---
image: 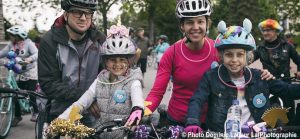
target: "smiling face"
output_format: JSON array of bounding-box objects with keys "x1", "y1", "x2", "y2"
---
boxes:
[
  {"x1": 105, "y1": 57, "x2": 129, "y2": 78},
  {"x1": 222, "y1": 48, "x2": 247, "y2": 77},
  {"x1": 180, "y1": 16, "x2": 207, "y2": 43},
  {"x1": 64, "y1": 7, "x2": 93, "y2": 34}
]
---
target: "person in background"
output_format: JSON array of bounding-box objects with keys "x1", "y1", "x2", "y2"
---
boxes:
[
  {"x1": 134, "y1": 27, "x2": 150, "y2": 76},
  {"x1": 155, "y1": 35, "x2": 170, "y2": 66},
  {"x1": 251, "y1": 19, "x2": 300, "y2": 123},
  {"x1": 0, "y1": 25, "x2": 39, "y2": 125}
]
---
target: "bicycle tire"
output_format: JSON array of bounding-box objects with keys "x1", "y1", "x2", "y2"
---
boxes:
[
  {"x1": 0, "y1": 94, "x2": 14, "y2": 138},
  {"x1": 35, "y1": 111, "x2": 48, "y2": 139}
]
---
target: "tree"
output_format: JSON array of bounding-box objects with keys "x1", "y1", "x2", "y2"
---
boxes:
[
  {"x1": 98, "y1": 0, "x2": 120, "y2": 34},
  {"x1": 121, "y1": 0, "x2": 179, "y2": 43},
  {"x1": 0, "y1": 0, "x2": 5, "y2": 41},
  {"x1": 3, "y1": 0, "x2": 61, "y2": 32},
  {"x1": 211, "y1": 0, "x2": 278, "y2": 41},
  {"x1": 273, "y1": 0, "x2": 300, "y2": 33}
]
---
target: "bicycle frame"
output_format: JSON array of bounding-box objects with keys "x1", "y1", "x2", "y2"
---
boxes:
[
  {"x1": 0, "y1": 63, "x2": 30, "y2": 138},
  {"x1": 7, "y1": 70, "x2": 30, "y2": 113}
]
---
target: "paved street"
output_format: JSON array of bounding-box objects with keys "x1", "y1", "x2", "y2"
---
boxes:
[{"x1": 3, "y1": 60, "x2": 300, "y2": 139}]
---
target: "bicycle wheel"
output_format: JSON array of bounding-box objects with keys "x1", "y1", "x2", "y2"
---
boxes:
[
  {"x1": 0, "y1": 93, "x2": 14, "y2": 138},
  {"x1": 35, "y1": 111, "x2": 48, "y2": 139}
]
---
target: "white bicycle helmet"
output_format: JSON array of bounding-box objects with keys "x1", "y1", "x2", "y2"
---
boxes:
[
  {"x1": 176, "y1": 0, "x2": 212, "y2": 19},
  {"x1": 6, "y1": 25, "x2": 27, "y2": 39},
  {"x1": 101, "y1": 25, "x2": 136, "y2": 57},
  {"x1": 61, "y1": 0, "x2": 98, "y2": 11}
]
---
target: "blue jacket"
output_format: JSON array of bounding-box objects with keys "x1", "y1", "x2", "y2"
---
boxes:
[
  {"x1": 155, "y1": 42, "x2": 170, "y2": 54},
  {"x1": 186, "y1": 65, "x2": 300, "y2": 132}
]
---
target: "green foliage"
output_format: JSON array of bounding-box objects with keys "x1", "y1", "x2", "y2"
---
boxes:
[
  {"x1": 273, "y1": 0, "x2": 300, "y2": 33},
  {"x1": 27, "y1": 28, "x2": 40, "y2": 40},
  {"x1": 121, "y1": 0, "x2": 181, "y2": 44},
  {"x1": 211, "y1": 0, "x2": 279, "y2": 40}
]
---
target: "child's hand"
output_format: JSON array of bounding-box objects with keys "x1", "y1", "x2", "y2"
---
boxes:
[
  {"x1": 184, "y1": 125, "x2": 202, "y2": 134},
  {"x1": 125, "y1": 106, "x2": 143, "y2": 127}
]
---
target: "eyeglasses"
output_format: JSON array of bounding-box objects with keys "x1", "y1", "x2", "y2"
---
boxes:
[
  {"x1": 261, "y1": 29, "x2": 275, "y2": 33},
  {"x1": 68, "y1": 9, "x2": 94, "y2": 19}
]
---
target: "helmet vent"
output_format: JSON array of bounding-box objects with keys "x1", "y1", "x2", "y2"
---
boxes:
[
  {"x1": 204, "y1": 0, "x2": 208, "y2": 8},
  {"x1": 198, "y1": 0, "x2": 202, "y2": 9},
  {"x1": 119, "y1": 41, "x2": 123, "y2": 47},
  {"x1": 238, "y1": 32, "x2": 242, "y2": 37},
  {"x1": 186, "y1": 2, "x2": 190, "y2": 10},
  {"x1": 112, "y1": 42, "x2": 116, "y2": 47},
  {"x1": 192, "y1": 1, "x2": 196, "y2": 10}
]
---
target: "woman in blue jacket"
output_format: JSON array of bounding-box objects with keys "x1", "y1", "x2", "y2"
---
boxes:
[{"x1": 155, "y1": 35, "x2": 170, "y2": 66}]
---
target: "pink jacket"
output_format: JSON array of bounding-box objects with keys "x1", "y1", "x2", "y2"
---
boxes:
[{"x1": 146, "y1": 38, "x2": 219, "y2": 123}]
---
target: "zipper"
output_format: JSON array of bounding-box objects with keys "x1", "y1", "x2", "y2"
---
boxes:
[{"x1": 77, "y1": 56, "x2": 82, "y2": 87}]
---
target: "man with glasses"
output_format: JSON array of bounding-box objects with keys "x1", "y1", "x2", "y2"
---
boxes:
[
  {"x1": 38, "y1": 0, "x2": 105, "y2": 129},
  {"x1": 251, "y1": 19, "x2": 300, "y2": 125}
]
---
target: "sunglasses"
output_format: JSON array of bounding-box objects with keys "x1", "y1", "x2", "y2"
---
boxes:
[
  {"x1": 68, "y1": 9, "x2": 94, "y2": 19},
  {"x1": 261, "y1": 29, "x2": 275, "y2": 33}
]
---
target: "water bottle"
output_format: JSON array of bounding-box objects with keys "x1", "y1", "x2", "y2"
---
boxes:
[{"x1": 224, "y1": 100, "x2": 242, "y2": 139}]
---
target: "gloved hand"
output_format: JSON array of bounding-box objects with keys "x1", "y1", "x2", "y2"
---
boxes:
[
  {"x1": 125, "y1": 106, "x2": 144, "y2": 126},
  {"x1": 144, "y1": 101, "x2": 153, "y2": 116},
  {"x1": 185, "y1": 125, "x2": 202, "y2": 134}
]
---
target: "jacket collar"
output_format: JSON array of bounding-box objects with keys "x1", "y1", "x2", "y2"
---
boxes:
[{"x1": 218, "y1": 64, "x2": 255, "y2": 85}]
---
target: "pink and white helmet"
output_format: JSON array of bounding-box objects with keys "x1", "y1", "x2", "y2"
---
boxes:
[{"x1": 101, "y1": 25, "x2": 136, "y2": 57}]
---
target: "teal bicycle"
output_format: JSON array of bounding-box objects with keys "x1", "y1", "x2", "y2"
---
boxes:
[{"x1": 0, "y1": 51, "x2": 31, "y2": 138}]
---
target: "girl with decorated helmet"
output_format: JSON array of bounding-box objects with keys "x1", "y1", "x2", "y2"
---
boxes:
[
  {"x1": 0, "y1": 25, "x2": 39, "y2": 126},
  {"x1": 56, "y1": 25, "x2": 144, "y2": 138},
  {"x1": 143, "y1": 0, "x2": 273, "y2": 130},
  {"x1": 185, "y1": 19, "x2": 300, "y2": 135}
]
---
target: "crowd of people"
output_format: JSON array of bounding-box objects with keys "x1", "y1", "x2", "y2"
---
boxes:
[{"x1": 0, "y1": 0, "x2": 300, "y2": 138}]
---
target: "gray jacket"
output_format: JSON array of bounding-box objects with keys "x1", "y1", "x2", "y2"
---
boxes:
[{"x1": 38, "y1": 17, "x2": 106, "y2": 116}]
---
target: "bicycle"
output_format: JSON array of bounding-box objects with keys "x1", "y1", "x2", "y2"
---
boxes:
[
  {"x1": 0, "y1": 87, "x2": 47, "y2": 139},
  {"x1": 0, "y1": 51, "x2": 33, "y2": 138},
  {"x1": 269, "y1": 76, "x2": 300, "y2": 120}
]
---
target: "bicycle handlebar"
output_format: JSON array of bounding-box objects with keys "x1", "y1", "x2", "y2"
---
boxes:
[
  {"x1": 0, "y1": 87, "x2": 47, "y2": 98},
  {"x1": 267, "y1": 126, "x2": 300, "y2": 133}
]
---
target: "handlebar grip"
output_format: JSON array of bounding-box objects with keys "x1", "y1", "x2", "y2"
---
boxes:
[
  {"x1": 0, "y1": 87, "x2": 18, "y2": 94},
  {"x1": 276, "y1": 126, "x2": 300, "y2": 132},
  {"x1": 0, "y1": 87, "x2": 47, "y2": 98}
]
